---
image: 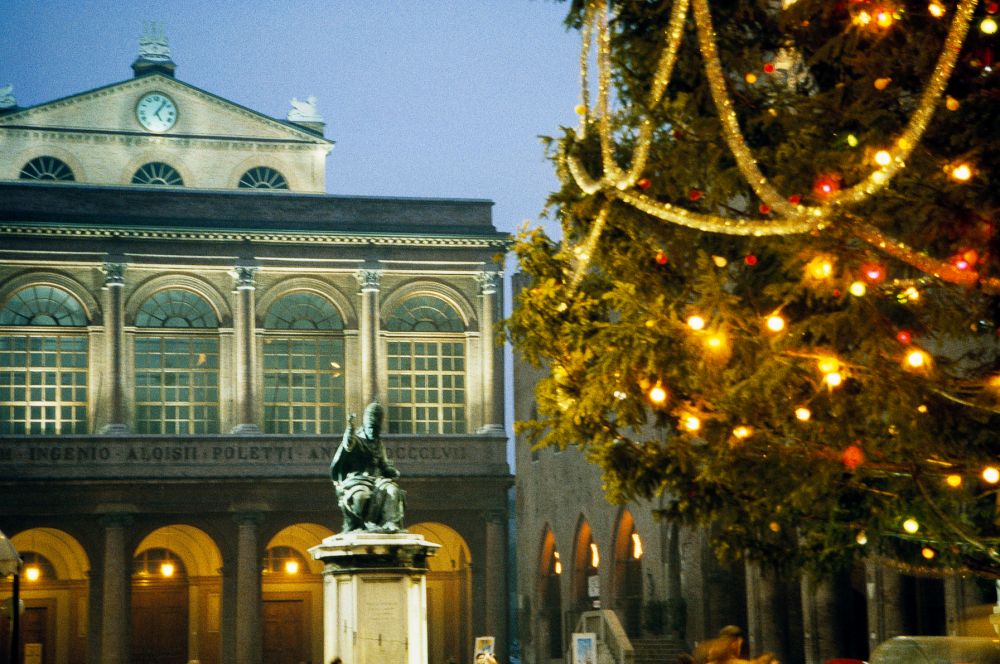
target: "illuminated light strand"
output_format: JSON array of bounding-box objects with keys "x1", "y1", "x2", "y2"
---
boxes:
[
  {"x1": 690, "y1": 0, "x2": 978, "y2": 217},
  {"x1": 568, "y1": 201, "x2": 611, "y2": 288},
  {"x1": 845, "y1": 216, "x2": 1000, "y2": 294}
]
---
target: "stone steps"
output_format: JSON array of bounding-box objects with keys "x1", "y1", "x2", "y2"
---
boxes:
[{"x1": 631, "y1": 636, "x2": 690, "y2": 664}]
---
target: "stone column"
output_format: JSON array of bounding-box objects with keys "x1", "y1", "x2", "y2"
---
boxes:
[
  {"x1": 801, "y1": 574, "x2": 838, "y2": 664},
  {"x1": 87, "y1": 569, "x2": 103, "y2": 664},
  {"x1": 220, "y1": 563, "x2": 237, "y2": 664},
  {"x1": 99, "y1": 514, "x2": 133, "y2": 664},
  {"x1": 231, "y1": 264, "x2": 259, "y2": 433},
  {"x1": 865, "y1": 559, "x2": 904, "y2": 653},
  {"x1": 234, "y1": 513, "x2": 263, "y2": 664},
  {"x1": 745, "y1": 561, "x2": 784, "y2": 660},
  {"x1": 476, "y1": 271, "x2": 504, "y2": 434},
  {"x1": 100, "y1": 260, "x2": 128, "y2": 433},
  {"x1": 355, "y1": 269, "x2": 381, "y2": 405},
  {"x1": 485, "y1": 511, "x2": 507, "y2": 659}
]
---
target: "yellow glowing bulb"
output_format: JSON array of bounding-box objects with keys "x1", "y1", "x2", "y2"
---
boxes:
[
  {"x1": 855, "y1": 10, "x2": 873, "y2": 25},
  {"x1": 590, "y1": 542, "x2": 600, "y2": 568},
  {"x1": 817, "y1": 357, "x2": 839, "y2": 374},
  {"x1": 951, "y1": 163, "x2": 973, "y2": 181},
  {"x1": 712, "y1": 255, "x2": 729, "y2": 267},
  {"x1": 982, "y1": 17, "x2": 998, "y2": 34},
  {"x1": 824, "y1": 372, "x2": 843, "y2": 388},
  {"x1": 575, "y1": 104, "x2": 587, "y2": 115},
  {"x1": 874, "y1": 150, "x2": 892, "y2": 166},
  {"x1": 706, "y1": 334, "x2": 726, "y2": 350},
  {"x1": 921, "y1": 547, "x2": 936, "y2": 560},
  {"x1": 160, "y1": 562, "x2": 175, "y2": 578},
  {"x1": 649, "y1": 384, "x2": 668, "y2": 405},
  {"x1": 928, "y1": 1, "x2": 945, "y2": 18},
  {"x1": 808, "y1": 258, "x2": 834, "y2": 280},
  {"x1": 745, "y1": 72, "x2": 759, "y2": 84},
  {"x1": 945, "y1": 474, "x2": 963, "y2": 488},
  {"x1": 905, "y1": 349, "x2": 929, "y2": 368},
  {"x1": 766, "y1": 315, "x2": 785, "y2": 332},
  {"x1": 554, "y1": 560, "x2": 562, "y2": 575},
  {"x1": 849, "y1": 281, "x2": 867, "y2": 297},
  {"x1": 904, "y1": 286, "x2": 920, "y2": 302},
  {"x1": 945, "y1": 96, "x2": 960, "y2": 111},
  {"x1": 24, "y1": 566, "x2": 40, "y2": 582},
  {"x1": 684, "y1": 415, "x2": 702, "y2": 432},
  {"x1": 856, "y1": 531, "x2": 868, "y2": 545},
  {"x1": 733, "y1": 426, "x2": 753, "y2": 439},
  {"x1": 917, "y1": 404, "x2": 928, "y2": 413},
  {"x1": 284, "y1": 560, "x2": 300, "y2": 575},
  {"x1": 876, "y1": 11, "x2": 893, "y2": 28},
  {"x1": 795, "y1": 407, "x2": 811, "y2": 421},
  {"x1": 768, "y1": 521, "x2": 781, "y2": 533},
  {"x1": 631, "y1": 532, "x2": 643, "y2": 559},
  {"x1": 983, "y1": 466, "x2": 1000, "y2": 484},
  {"x1": 902, "y1": 518, "x2": 919, "y2": 534},
  {"x1": 687, "y1": 315, "x2": 706, "y2": 331},
  {"x1": 846, "y1": 134, "x2": 860, "y2": 147}
]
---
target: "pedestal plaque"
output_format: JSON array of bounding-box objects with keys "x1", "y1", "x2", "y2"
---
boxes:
[{"x1": 310, "y1": 532, "x2": 441, "y2": 664}]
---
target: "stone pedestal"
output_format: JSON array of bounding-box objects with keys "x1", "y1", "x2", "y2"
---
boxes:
[{"x1": 310, "y1": 532, "x2": 441, "y2": 664}]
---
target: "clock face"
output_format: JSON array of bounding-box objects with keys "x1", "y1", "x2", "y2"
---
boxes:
[{"x1": 136, "y1": 92, "x2": 177, "y2": 132}]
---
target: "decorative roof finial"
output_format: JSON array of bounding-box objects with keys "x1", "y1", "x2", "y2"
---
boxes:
[
  {"x1": 139, "y1": 21, "x2": 172, "y2": 61},
  {"x1": 287, "y1": 96, "x2": 325, "y2": 135},
  {"x1": 0, "y1": 84, "x2": 16, "y2": 110},
  {"x1": 132, "y1": 21, "x2": 176, "y2": 78}
]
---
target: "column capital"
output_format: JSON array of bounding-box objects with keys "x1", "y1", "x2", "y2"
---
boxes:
[
  {"x1": 98, "y1": 512, "x2": 135, "y2": 528},
  {"x1": 230, "y1": 264, "x2": 257, "y2": 290},
  {"x1": 233, "y1": 511, "x2": 265, "y2": 527},
  {"x1": 476, "y1": 270, "x2": 501, "y2": 295},
  {"x1": 355, "y1": 269, "x2": 382, "y2": 292},
  {"x1": 101, "y1": 260, "x2": 127, "y2": 286}
]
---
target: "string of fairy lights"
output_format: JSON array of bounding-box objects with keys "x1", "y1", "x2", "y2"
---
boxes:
[{"x1": 552, "y1": 0, "x2": 1000, "y2": 570}]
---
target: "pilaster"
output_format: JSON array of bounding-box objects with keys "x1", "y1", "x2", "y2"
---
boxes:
[
  {"x1": 355, "y1": 268, "x2": 381, "y2": 406},
  {"x1": 231, "y1": 263, "x2": 259, "y2": 433},
  {"x1": 99, "y1": 513, "x2": 133, "y2": 664},
  {"x1": 476, "y1": 270, "x2": 504, "y2": 434},
  {"x1": 234, "y1": 512, "x2": 263, "y2": 664},
  {"x1": 99, "y1": 259, "x2": 128, "y2": 433}
]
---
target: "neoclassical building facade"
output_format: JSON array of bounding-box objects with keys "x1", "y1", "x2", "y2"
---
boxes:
[{"x1": 0, "y1": 34, "x2": 510, "y2": 664}]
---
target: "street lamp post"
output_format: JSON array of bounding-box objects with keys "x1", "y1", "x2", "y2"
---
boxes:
[{"x1": 0, "y1": 530, "x2": 23, "y2": 664}]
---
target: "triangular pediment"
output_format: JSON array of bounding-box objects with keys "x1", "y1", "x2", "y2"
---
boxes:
[{"x1": 0, "y1": 74, "x2": 329, "y2": 145}]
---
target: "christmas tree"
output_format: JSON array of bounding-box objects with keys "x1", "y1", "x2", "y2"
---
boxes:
[{"x1": 508, "y1": 0, "x2": 1000, "y2": 578}]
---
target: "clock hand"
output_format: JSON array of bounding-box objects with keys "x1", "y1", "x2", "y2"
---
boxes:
[{"x1": 154, "y1": 100, "x2": 167, "y2": 120}]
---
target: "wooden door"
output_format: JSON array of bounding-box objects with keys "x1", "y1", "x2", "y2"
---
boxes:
[
  {"x1": 132, "y1": 585, "x2": 188, "y2": 664},
  {"x1": 262, "y1": 599, "x2": 306, "y2": 664},
  {"x1": 1, "y1": 603, "x2": 53, "y2": 664}
]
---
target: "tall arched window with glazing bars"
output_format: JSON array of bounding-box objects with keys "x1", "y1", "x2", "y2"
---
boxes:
[
  {"x1": 133, "y1": 289, "x2": 220, "y2": 434},
  {"x1": 0, "y1": 285, "x2": 89, "y2": 434},
  {"x1": 384, "y1": 294, "x2": 466, "y2": 434},
  {"x1": 262, "y1": 291, "x2": 345, "y2": 434}
]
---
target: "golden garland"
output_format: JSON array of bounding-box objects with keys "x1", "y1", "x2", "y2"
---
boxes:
[{"x1": 565, "y1": 0, "x2": 998, "y2": 293}]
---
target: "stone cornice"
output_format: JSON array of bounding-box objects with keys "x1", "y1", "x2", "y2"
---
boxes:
[
  {"x1": 0, "y1": 222, "x2": 511, "y2": 249},
  {"x1": 0, "y1": 126, "x2": 325, "y2": 153}
]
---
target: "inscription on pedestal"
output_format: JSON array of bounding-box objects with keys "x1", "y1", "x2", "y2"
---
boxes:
[{"x1": 360, "y1": 578, "x2": 406, "y2": 663}]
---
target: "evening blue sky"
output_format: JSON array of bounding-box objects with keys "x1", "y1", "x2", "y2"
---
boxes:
[{"x1": 0, "y1": 1, "x2": 580, "y2": 238}]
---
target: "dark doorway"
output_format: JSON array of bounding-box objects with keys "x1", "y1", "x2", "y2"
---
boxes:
[{"x1": 262, "y1": 599, "x2": 306, "y2": 664}]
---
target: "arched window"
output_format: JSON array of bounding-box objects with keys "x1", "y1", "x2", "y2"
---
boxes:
[
  {"x1": 539, "y1": 528, "x2": 564, "y2": 659},
  {"x1": 262, "y1": 546, "x2": 308, "y2": 576},
  {"x1": 134, "y1": 289, "x2": 219, "y2": 434},
  {"x1": 132, "y1": 162, "x2": 184, "y2": 186},
  {"x1": 384, "y1": 294, "x2": 466, "y2": 434},
  {"x1": 0, "y1": 286, "x2": 89, "y2": 434},
  {"x1": 263, "y1": 292, "x2": 345, "y2": 434},
  {"x1": 19, "y1": 156, "x2": 75, "y2": 182},
  {"x1": 612, "y1": 510, "x2": 643, "y2": 636},
  {"x1": 19, "y1": 552, "x2": 58, "y2": 582},
  {"x1": 133, "y1": 547, "x2": 187, "y2": 580},
  {"x1": 238, "y1": 167, "x2": 289, "y2": 190}
]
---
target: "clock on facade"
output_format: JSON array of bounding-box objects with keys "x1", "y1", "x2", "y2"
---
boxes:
[{"x1": 136, "y1": 92, "x2": 177, "y2": 132}]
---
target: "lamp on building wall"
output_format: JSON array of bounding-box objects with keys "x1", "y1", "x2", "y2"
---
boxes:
[{"x1": 0, "y1": 529, "x2": 23, "y2": 664}]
